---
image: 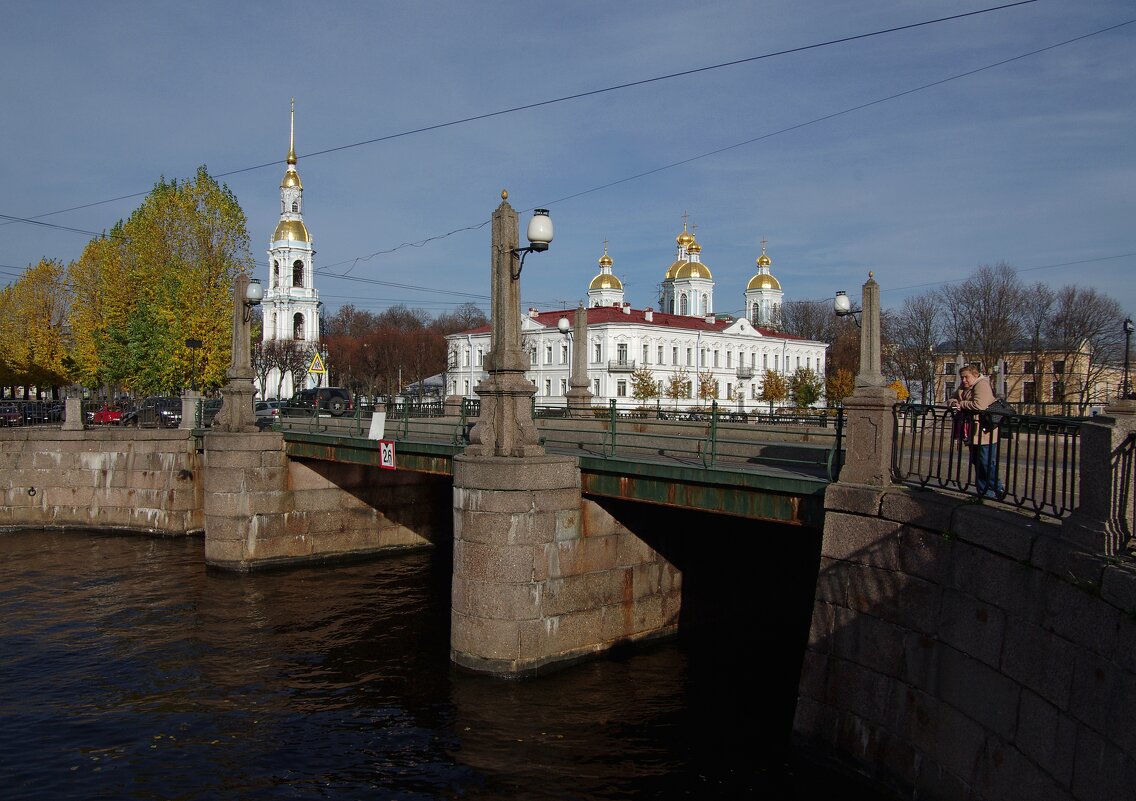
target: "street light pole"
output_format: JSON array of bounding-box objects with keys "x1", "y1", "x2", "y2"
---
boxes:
[{"x1": 1124, "y1": 317, "x2": 1133, "y2": 400}]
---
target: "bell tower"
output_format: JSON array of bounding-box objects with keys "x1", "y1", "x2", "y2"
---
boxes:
[{"x1": 261, "y1": 99, "x2": 322, "y2": 398}]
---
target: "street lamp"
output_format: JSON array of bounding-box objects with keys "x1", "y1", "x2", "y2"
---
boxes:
[
  {"x1": 1124, "y1": 317, "x2": 1134, "y2": 400},
  {"x1": 243, "y1": 279, "x2": 264, "y2": 322},
  {"x1": 834, "y1": 290, "x2": 862, "y2": 327},
  {"x1": 185, "y1": 338, "x2": 202, "y2": 392},
  {"x1": 510, "y1": 208, "x2": 554, "y2": 279}
]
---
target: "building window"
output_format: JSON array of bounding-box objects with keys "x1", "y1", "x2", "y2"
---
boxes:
[
  {"x1": 594, "y1": 343, "x2": 602, "y2": 363},
  {"x1": 1002, "y1": 360, "x2": 1010, "y2": 375},
  {"x1": 763, "y1": 353, "x2": 768, "y2": 369},
  {"x1": 617, "y1": 380, "x2": 627, "y2": 397},
  {"x1": 642, "y1": 344, "x2": 649, "y2": 364},
  {"x1": 796, "y1": 356, "x2": 801, "y2": 370},
  {"x1": 293, "y1": 260, "x2": 304, "y2": 287},
  {"x1": 558, "y1": 344, "x2": 566, "y2": 364},
  {"x1": 686, "y1": 348, "x2": 693, "y2": 367},
  {"x1": 945, "y1": 382, "x2": 956, "y2": 401},
  {"x1": 617, "y1": 343, "x2": 628, "y2": 364},
  {"x1": 1052, "y1": 380, "x2": 1065, "y2": 402},
  {"x1": 293, "y1": 313, "x2": 305, "y2": 340},
  {"x1": 726, "y1": 351, "x2": 733, "y2": 368},
  {"x1": 476, "y1": 348, "x2": 483, "y2": 366},
  {"x1": 713, "y1": 350, "x2": 720, "y2": 368},
  {"x1": 544, "y1": 379, "x2": 552, "y2": 396},
  {"x1": 593, "y1": 378, "x2": 601, "y2": 397},
  {"x1": 1023, "y1": 381, "x2": 1036, "y2": 404},
  {"x1": 945, "y1": 361, "x2": 956, "y2": 376},
  {"x1": 672, "y1": 347, "x2": 678, "y2": 365},
  {"x1": 751, "y1": 383, "x2": 758, "y2": 399},
  {"x1": 463, "y1": 350, "x2": 470, "y2": 367},
  {"x1": 1053, "y1": 360, "x2": 1065, "y2": 375},
  {"x1": 1023, "y1": 360, "x2": 1035, "y2": 375},
  {"x1": 559, "y1": 379, "x2": 567, "y2": 395},
  {"x1": 774, "y1": 355, "x2": 779, "y2": 371},
  {"x1": 545, "y1": 345, "x2": 553, "y2": 365},
  {"x1": 530, "y1": 350, "x2": 537, "y2": 366},
  {"x1": 658, "y1": 345, "x2": 664, "y2": 364}
]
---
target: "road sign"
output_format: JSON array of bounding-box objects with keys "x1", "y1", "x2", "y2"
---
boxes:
[
  {"x1": 379, "y1": 440, "x2": 396, "y2": 469},
  {"x1": 309, "y1": 351, "x2": 327, "y2": 374}
]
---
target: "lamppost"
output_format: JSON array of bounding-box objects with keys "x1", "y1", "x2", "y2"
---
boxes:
[
  {"x1": 558, "y1": 301, "x2": 592, "y2": 415},
  {"x1": 1124, "y1": 317, "x2": 1134, "y2": 400},
  {"x1": 465, "y1": 192, "x2": 552, "y2": 457},
  {"x1": 213, "y1": 275, "x2": 264, "y2": 432},
  {"x1": 185, "y1": 338, "x2": 202, "y2": 392}
]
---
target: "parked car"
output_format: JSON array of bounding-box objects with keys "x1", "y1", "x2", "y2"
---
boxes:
[
  {"x1": 198, "y1": 399, "x2": 223, "y2": 427},
  {"x1": 0, "y1": 404, "x2": 24, "y2": 426},
  {"x1": 285, "y1": 387, "x2": 353, "y2": 417},
  {"x1": 22, "y1": 401, "x2": 55, "y2": 425},
  {"x1": 255, "y1": 400, "x2": 284, "y2": 426},
  {"x1": 121, "y1": 397, "x2": 182, "y2": 428},
  {"x1": 89, "y1": 404, "x2": 124, "y2": 425}
]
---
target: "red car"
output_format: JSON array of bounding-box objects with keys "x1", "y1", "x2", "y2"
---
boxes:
[{"x1": 89, "y1": 405, "x2": 123, "y2": 425}]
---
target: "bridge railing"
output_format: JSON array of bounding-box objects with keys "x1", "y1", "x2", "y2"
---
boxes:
[
  {"x1": 533, "y1": 399, "x2": 844, "y2": 478},
  {"x1": 892, "y1": 403, "x2": 1083, "y2": 520}
]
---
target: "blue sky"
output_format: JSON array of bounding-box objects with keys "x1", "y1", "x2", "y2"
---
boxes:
[{"x1": 3, "y1": 1, "x2": 1133, "y2": 322}]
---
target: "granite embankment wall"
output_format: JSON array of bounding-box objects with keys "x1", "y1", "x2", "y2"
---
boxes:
[
  {"x1": 796, "y1": 483, "x2": 1136, "y2": 801},
  {"x1": 0, "y1": 429, "x2": 202, "y2": 534}
]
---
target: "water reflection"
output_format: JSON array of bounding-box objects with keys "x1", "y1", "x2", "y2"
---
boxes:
[{"x1": 0, "y1": 529, "x2": 882, "y2": 800}]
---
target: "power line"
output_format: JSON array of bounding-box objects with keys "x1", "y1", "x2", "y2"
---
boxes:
[{"x1": 3, "y1": 1, "x2": 1038, "y2": 229}]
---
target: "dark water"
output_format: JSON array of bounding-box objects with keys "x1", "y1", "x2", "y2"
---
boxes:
[{"x1": 0, "y1": 529, "x2": 883, "y2": 800}]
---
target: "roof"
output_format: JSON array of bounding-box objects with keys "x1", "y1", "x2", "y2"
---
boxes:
[{"x1": 454, "y1": 306, "x2": 808, "y2": 340}]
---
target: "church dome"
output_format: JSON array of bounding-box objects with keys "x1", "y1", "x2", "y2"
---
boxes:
[
  {"x1": 757, "y1": 252, "x2": 771, "y2": 267},
  {"x1": 590, "y1": 273, "x2": 623, "y2": 291},
  {"x1": 675, "y1": 262, "x2": 712, "y2": 280},
  {"x1": 747, "y1": 273, "x2": 781, "y2": 291},
  {"x1": 676, "y1": 224, "x2": 695, "y2": 249},
  {"x1": 688, "y1": 239, "x2": 702, "y2": 254},
  {"x1": 598, "y1": 251, "x2": 613, "y2": 268},
  {"x1": 273, "y1": 219, "x2": 311, "y2": 243},
  {"x1": 281, "y1": 167, "x2": 302, "y2": 189},
  {"x1": 664, "y1": 260, "x2": 685, "y2": 280}
]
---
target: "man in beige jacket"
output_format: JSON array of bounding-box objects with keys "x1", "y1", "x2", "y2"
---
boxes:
[{"x1": 949, "y1": 365, "x2": 1004, "y2": 498}]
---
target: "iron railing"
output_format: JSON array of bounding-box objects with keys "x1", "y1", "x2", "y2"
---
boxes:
[{"x1": 892, "y1": 403, "x2": 1082, "y2": 520}]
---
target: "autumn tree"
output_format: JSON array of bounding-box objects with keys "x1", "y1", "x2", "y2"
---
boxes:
[
  {"x1": 665, "y1": 367, "x2": 690, "y2": 409},
  {"x1": 789, "y1": 367, "x2": 824, "y2": 408},
  {"x1": 697, "y1": 369, "x2": 718, "y2": 405},
  {"x1": 758, "y1": 369, "x2": 788, "y2": 410},
  {"x1": 825, "y1": 368, "x2": 855, "y2": 407},
  {"x1": 67, "y1": 167, "x2": 252, "y2": 397},
  {"x1": 886, "y1": 294, "x2": 940, "y2": 403},
  {"x1": 630, "y1": 365, "x2": 658, "y2": 405},
  {"x1": 0, "y1": 259, "x2": 71, "y2": 396}
]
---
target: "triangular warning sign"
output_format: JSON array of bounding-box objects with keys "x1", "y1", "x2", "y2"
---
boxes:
[{"x1": 309, "y1": 351, "x2": 327, "y2": 374}]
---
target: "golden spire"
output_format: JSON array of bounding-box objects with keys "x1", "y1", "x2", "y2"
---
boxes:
[{"x1": 287, "y1": 98, "x2": 297, "y2": 165}]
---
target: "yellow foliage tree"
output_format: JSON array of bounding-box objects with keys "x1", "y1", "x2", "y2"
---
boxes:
[
  {"x1": 888, "y1": 379, "x2": 910, "y2": 402},
  {"x1": 0, "y1": 259, "x2": 71, "y2": 395}
]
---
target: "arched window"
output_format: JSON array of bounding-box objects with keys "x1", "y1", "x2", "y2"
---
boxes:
[
  {"x1": 293, "y1": 260, "x2": 303, "y2": 287},
  {"x1": 273, "y1": 260, "x2": 279, "y2": 288},
  {"x1": 701, "y1": 294, "x2": 709, "y2": 314},
  {"x1": 680, "y1": 294, "x2": 689, "y2": 315},
  {"x1": 751, "y1": 302, "x2": 759, "y2": 322},
  {"x1": 293, "y1": 313, "x2": 305, "y2": 340}
]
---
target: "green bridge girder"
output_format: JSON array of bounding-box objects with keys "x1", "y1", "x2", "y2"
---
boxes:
[{"x1": 283, "y1": 431, "x2": 828, "y2": 527}]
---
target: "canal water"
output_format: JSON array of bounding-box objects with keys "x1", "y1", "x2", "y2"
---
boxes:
[{"x1": 0, "y1": 528, "x2": 887, "y2": 800}]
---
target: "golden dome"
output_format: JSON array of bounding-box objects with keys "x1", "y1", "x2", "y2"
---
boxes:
[
  {"x1": 590, "y1": 273, "x2": 623, "y2": 291},
  {"x1": 675, "y1": 262, "x2": 712, "y2": 280},
  {"x1": 665, "y1": 260, "x2": 685, "y2": 280},
  {"x1": 273, "y1": 219, "x2": 311, "y2": 242},
  {"x1": 676, "y1": 221, "x2": 695, "y2": 248},
  {"x1": 598, "y1": 252, "x2": 613, "y2": 267},
  {"x1": 281, "y1": 167, "x2": 302, "y2": 189},
  {"x1": 757, "y1": 253, "x2": 771, "y2": 267},
  {"x1": 688, "y1": 239, "x2": 702, "y2": 253},
  {"x1": 747, "y1": 273, "x2": 781, "y2": 291}
]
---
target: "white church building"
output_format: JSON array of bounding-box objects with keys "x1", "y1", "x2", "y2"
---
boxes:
[
  {"x1": 257, "y1": 101, "x2": 323, "y2": 400},
  {"x1": 445, "y1": 224, "x2": 827, "y2": 411}
]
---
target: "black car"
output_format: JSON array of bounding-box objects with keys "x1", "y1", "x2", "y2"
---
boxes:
[
  {"x1": 121, "y1": 397, "x2": 183, "y2": 428},
  {"x1": 286, "y1": 387, "x2": 353, "y2": 416}
]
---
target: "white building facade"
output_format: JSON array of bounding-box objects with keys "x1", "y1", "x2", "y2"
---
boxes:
[
  {"x1": 259, "y1": 101, "x2": 322, "y2": 399},
  {"x1": 446, "y1": 225, "x2": 826, "y2": 410}
]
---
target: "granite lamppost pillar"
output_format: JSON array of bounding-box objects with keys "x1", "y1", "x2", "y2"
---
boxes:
[
  {"x1": 465, "y1": 193, "x2": 545, "y2": 457},
  {"x1": 835, "y1": 272, "x2": 897, "y2": 486},
  {"x1": 562, "y1": 301, "x2": 593, "y2": 416},
  {"x1": 213, "y1": 273, "x2": 263, "y2": 433}
]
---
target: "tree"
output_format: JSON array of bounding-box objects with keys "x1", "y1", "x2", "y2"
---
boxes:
[
  {"x1": 67, "y1": 167, "x2": 253, "y2": 396},
  {"x1": 780, "y1": 299, "x2": 837, "y2": 342},
  {"x1": 789, "y1": 367, "x2": 824, "y2": 408},
  {"x1": 1044, "y1": 286, "x2": 1125, "y2": 411},
  {"x1": 825, "y1": 368, "x2": 855, "y2": 406},
  {"x1": 888, "y1": 379, "x2": 910, "y2": 402},
  {"x1": 938, "y1": 262, "x2": 1022, "y2": 379},
  {"x1": 630, "y1": 365, "x2": 658, "y2": 405},
  {"x1": 697, "y1": 369, "x2": 718, "y2": 405},
  {"x1": 758, "y1": 369, "x2": 788, "y2": 410},
  {"x1": 0, "y1": 259, "x2": 71, "y2": 396},
  {"x1": 665, "y1": 367, "x2": 690, "y2": 408},
  {"x1": 886, "y1": 294, "x2": 940, "y2": 404}
]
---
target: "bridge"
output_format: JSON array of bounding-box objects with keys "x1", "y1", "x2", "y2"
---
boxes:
[{"x1": 275, "y1": 401, "x2": 841, "y2": 528}]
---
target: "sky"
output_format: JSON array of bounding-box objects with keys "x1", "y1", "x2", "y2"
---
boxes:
[{"x1": 3, "y1": 1, "x2": 1134, "y2": 324}]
